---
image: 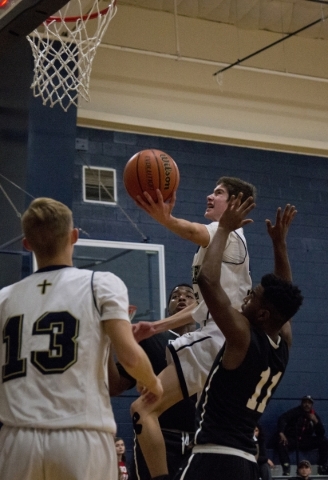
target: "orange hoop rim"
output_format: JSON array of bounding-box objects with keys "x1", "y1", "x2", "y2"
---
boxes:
[
  {"x1": 46, "y1": 0, "x2": 116, "y2": 23},
  {"x1": 128, "y1": 305, "x2": 137, "y2": 321}
]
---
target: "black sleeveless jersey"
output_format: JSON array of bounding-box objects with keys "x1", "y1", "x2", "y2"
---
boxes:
[
  {"x1": 194, "y1": 327, "x2": 289, "y2": 456},
  {"x1": 118, "y1": 331, "x2": 196, "y2": 431}
]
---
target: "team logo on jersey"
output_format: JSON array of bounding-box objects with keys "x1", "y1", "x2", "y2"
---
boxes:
[{"x1": 37, "y1": 280, "x2": 52, "y2": 294}]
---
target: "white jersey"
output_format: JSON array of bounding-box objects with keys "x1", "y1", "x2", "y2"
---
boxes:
[
  {"x1": 167, "y1": 222, "x2": 252, "y2": 397},
  {"x1": 0, "y1": 266, "x2": 130, "y2": 433},
  {"x1": 191, "y1": 223, "x2": 251, "y2": 324}
]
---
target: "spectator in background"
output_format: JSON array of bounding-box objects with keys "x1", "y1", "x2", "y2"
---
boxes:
[
  {"x1": 290, "y1": 459, "x2": 313, "y2": 480},
  {"x1": 277, "y1": 396, "x2": 328, "y2": 476},
  {"x1": 115, "y1": 437, "x2": 129, "y2": 480},
  {"x1": 254, "y1": 424, "x2": 274, "y2": 480}
]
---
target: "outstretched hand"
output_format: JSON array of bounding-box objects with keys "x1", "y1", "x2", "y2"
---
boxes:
[
  {"x1": 137, "y1": 377, "x2": 163, "y2": 404},
  {"x1": 135, "y1": 189, "x2": 176, "y2": 225},
  {"x1": 265, "y1": 204, "x2": 297, "y2": 242},
  {"x1": 132, "y1": 321, "x2": 157, "y2": 343},
  {"x1": 219, "y1": 193, "x2": 255, "y2": 232}
]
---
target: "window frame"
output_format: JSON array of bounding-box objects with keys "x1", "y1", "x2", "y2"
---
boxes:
[{"x1": 82, "y1": 166, "x2": 117, "y2": 205}]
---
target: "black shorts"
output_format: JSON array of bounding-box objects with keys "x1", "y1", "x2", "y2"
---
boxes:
[
  {"x1": 130, "y1": 429, "x2": 194, "y2": 480},
  {"x1": 173, "y1": 452, "x2": 259, "y2": 480}
]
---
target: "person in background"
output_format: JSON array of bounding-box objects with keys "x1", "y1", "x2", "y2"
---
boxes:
[
  {"x1": 254, "y1": 424, "x2": 274, "y2": 480},
  {"x1": 277, "y1": 395, "x2": 328, "y2": 476},
  {"x1": 115, "y1": 437, "x2": 129, "y2": 480},
  {"x1": 291, "y1": 459, "x2": 313, "y2": 480}
]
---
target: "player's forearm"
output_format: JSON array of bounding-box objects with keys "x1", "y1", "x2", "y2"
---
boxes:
[
  {"x1": 152, "y1": 302, "x2": 197, "y2": 333},
  {"x1": 108, "y1": 348, "x2": 124, "y2": 395},
  {"x1": 272, "y1": 239, "x2": 292, "y2": 282},
  {"x1": 198, "y1": 226, "x2": 231, "y2": 308},
  {"x1": 161, "y1": 216, "x2": 209, "y2": 247},
  {"x1": 118, "y1": 345, "x2": 158, "y2": 390},
  {"x1": 108, "y1": 350, "x2": 135, "y2": 396}
]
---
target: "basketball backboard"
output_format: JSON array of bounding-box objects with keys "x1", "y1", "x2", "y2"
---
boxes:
[{"x1": 0, "y1": 0, "x2": 71, "y2": 55}]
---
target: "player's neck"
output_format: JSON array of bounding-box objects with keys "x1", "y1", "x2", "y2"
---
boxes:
[
  {"x1": 262, "y1": 322, "x2": 280, "y2": 344},
  {"x1": 35, "y1": 242, "x2": 74, "y2": 270},
  {"x1": 36, "y1": 253, "x2": 73, "y2": 269},
  {"x1": 266, "y1": 332, "x2": 280, "y2": 344}
]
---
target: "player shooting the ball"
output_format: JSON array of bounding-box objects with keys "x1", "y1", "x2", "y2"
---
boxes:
[{"x1": 131, "y1": 176, "x2": 256, "y2": 479}]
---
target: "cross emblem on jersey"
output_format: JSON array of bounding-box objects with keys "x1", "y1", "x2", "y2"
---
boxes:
[{"x1": 37, "y1": 280, "x2": 52, "y2": 294}]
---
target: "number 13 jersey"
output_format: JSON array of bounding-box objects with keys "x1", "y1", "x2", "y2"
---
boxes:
[{"x1": 0, "y1": 266, "x2": 130, "y2": 433}]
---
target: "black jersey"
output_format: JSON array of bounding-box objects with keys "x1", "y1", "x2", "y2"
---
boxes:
[
  {"x1": 194, "y1": 327, "x2": 289, "y2": 456},
  {"x1": 118, "y1": 331, "x2": 196, "y2": 431}
]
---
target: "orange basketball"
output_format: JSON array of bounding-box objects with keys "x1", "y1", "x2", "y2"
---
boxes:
[{"x1": 123, "y1": 149, "x2": 180, "y2": 202}]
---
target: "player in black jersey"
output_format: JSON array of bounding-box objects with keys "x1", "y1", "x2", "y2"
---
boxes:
[
  {"x1": 110, "y1": 284, "x2": 197, "y2": 480},
  {"x1": 175, "y1": 195, "x2": 303, "y2": 480}
]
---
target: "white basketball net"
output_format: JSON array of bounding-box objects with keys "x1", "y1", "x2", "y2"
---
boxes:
[{"x1": 27, "y1": 0, "x2": 117, "y2": 112}]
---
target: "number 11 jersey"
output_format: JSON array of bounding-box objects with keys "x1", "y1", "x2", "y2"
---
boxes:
[{"x1": 194, "y1": 327, "x2": 289, "y2": 457}]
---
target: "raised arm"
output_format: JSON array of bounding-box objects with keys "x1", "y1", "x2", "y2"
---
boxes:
[
  {"x1": 197, "y1": 194, "x2": 255, "y2": 368},
  {"x1": 132, "y1": 301, "x2": 197, "y2": 342},
  {"x1": 265, "y1": 204, "x2": 297, "y2": 347},
  {"x1": 104, "y1": 319, "x2": 162, "y2": 400},
  {"x1": 265, "y1": 204, "x2": 296, "y2": 282},
  {"x1": 136, "y1": 189, "x2": 210, "y2": 247}
]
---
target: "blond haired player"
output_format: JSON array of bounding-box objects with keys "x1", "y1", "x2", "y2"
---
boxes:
[{"x1": 0, "y1": 197, "x2": 162, "y2": 480}]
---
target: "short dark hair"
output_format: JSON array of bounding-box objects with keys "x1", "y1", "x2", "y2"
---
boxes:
[
  {"x1": 217, "y1": 176, "x2": 256, "y2": 203},
  {"x1": 168, "y1": 283, "x2": 194, "y2": 306},
  {"x1": 260, "y1": 274, "x2": 303, "y2": 324}
]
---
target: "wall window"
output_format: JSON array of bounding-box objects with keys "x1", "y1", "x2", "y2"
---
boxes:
[
  {"x1": 32, "y1": 239, "x2": 166, "y2": 321},
  {"x1": 83, "y1": 166, "x2": 117, "y2": 204}
]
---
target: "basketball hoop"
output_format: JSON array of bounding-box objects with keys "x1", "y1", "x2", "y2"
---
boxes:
[
  {"x1": 27, "y1": 0, "x2": 117, "y2": 112},
  {"x1": 129, "y1": 305, "x2": 137, "y2": 322}
]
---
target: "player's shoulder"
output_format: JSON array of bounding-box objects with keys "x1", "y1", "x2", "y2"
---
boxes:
[
  {"x1": 0, "y1": 282, "x2": 15, "y2": 300},
  {"x1": 91, "y1": 269, "x2": 126, "y2": 286},
  {"x1": 206, "y1": 221, "x2": 219, "y2": 231},
  {"x1": 232, "y1": 227, "x2": 245, "y2": 238},
  {"x1": 0, "y1": 274, "x2": 31, "y2": 298},
  {"x1": 91, "y1": 270, "x2": 128, "y2": 298}
]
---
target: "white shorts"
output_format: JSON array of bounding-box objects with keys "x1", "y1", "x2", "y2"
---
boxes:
[
  {"x1": 166, "y1": 319, "x2": 225, "y2": 398},
  {"x1": 0, "y1": 426, "x2": 117, "y2": 480}
]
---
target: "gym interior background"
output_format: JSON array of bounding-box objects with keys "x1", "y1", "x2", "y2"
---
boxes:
[{"x1": 1, "y1": 0, "x2": 328, "y2": 462}]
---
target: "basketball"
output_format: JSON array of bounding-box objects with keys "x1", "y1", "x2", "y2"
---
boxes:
[{"x1": 123, "y1": 149, "x2": 180, "y2": 202}]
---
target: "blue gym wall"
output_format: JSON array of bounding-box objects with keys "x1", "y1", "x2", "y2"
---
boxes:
[
  {"x1": 73, "y1": 126, "x2": 328, "y2": 457},
  {"x1": 0, "y1": 38, "x2": 77, "y2": 286},
  {"x1": 0, "y1": 39, "x2": 32, "y2": 287}
]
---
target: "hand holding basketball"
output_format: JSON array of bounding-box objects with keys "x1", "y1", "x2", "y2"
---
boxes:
[{"x1": 123, "y1": 149, "x2": 179, "y2": 202}]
